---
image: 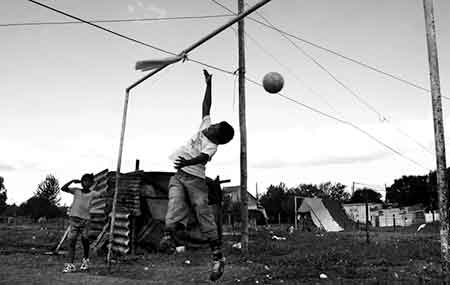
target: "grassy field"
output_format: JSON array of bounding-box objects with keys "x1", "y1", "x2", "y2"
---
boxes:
[{"x1": 0, "y1": 222, "x2": 448, "y2": 284}]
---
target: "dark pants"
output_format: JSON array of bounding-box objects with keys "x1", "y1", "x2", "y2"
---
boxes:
[{"x1": 67, "y1": 216, "x2": 90, "y2": 263}]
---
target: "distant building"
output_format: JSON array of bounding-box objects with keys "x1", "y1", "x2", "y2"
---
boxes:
[
  {"x1": 343, "y1": 203, "x2": 383, "y2": 224},
  {"x1": 371, "y1": 204, "x2": 425, "y2": 227},
  {"x1": 222, "y1": 186, "x2": 268, "y2": 222},
  {"x1": 343, "y1": 202, "x2": 426, "y2": 227}
]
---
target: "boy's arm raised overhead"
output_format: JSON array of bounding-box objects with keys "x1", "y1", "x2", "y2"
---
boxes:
[
  {"x1": 61, "y1": 179, "x2": 80, "y2": 194},
  {"x1": 202, "y1": 69, "x2": 212, "y2": 118}
]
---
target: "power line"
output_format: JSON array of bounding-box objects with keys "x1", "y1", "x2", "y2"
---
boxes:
[
  {"x1": 26, "y1": 0, "x2": 235, "y2": 75},
  {"x1": 209, "y1": 0, "x2": 344, "y2": 117},
  {"x1": 26, "y1": 0, "x2": 430, "y2": 171},
  {"x1": 250, "y1": 17, "x2": 440, "y2": 97},
  {"x1": 212, "y1": 0, "x2": 435, "y2": 158},
  {"x1": 211, "y1": 0, "x2": 448, "y2": 99},
  {"x1": 0, "y1": 14, "x2": 233, "y2": 27},
  {"x1": 244, "y1": 76, "x2": 429, "y2": 171},
  {"x1": 248, "y1": 5, "x2": 435, "y2": 157},
  {"x1": 250, "y1": 6, "x2": 387, "y2": 121}
]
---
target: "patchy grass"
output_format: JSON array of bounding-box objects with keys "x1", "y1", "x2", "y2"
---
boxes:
[{"x1": 0, "y1": 222, "x2": 449, "y2": 284}]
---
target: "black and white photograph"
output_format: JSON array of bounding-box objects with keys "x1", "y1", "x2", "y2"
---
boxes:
[{"x1": 1, "y1": 0, "x2": 450, "y2": 283}]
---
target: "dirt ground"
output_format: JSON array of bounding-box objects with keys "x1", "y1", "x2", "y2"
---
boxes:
[{"x1": 0, "y1": 222, "x2": 448, "y2": 284}]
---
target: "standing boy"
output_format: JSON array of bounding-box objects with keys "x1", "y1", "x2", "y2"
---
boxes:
[
  {"x1": 161, "y1": 69, "x2": 234, "y2": 281},
  {"x1": 61, "y1": 173, "x2": 106, "y2": 273}
]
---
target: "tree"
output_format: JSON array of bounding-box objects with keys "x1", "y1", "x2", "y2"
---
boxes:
[
  {"x1": 286, "y1": 183, "x2": 321, "y2": 198},
  {"x1": 349, "y1": 188, "x2": 383, "y2": 203},
  {"x1": 2, "y1": 204, "x2": 19, "y2": 217},
  {"x1": 0, "y1": 177, "x2": 7, "y2": 214},
  {"x1": 20, "y1": 197, "x2": 62, "y2": 221},
  {"x1": 318, "y1": 182, "x2": 350, "y2": 202},
  {"x1": 259, "y1": 183, "x2": 288, "y2": 223},
  {"x1": 35, "y1": 174, "x2": 61, "y2": 206},
  {"x1": 386, "y1": 174, "x2": 437, "y2": 208}
]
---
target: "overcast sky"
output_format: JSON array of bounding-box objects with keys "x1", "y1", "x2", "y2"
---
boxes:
[{"x1": 1, "y1": 0, "x2": 450, "y2": 205}]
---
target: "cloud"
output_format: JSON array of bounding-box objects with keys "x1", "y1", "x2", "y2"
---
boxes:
[
  {"x1": 127, "y1": 1, "x2": 167, "y2": 18},
  {"x1": 145, "y1": 4, "x2": 167, "y2": 18},
  {"x1": 0, "y1": 163, "x2": 15, "y2": 171}
]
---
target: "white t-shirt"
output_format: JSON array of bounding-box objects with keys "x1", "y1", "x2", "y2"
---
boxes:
[
  {"x1": 68, "y1": 188, "x2": 102, "y2": 220},
  {"x1": 169, "y1": 116, "x2": 218, "y2": 178}
]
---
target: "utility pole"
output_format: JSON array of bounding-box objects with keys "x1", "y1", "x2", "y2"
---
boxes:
[
  {"x1": 423, "y1": 0, "x2": 449, "y2": 272},
  {"x1": 238, "y1": 0, "x2": 249, "y2": 252}
]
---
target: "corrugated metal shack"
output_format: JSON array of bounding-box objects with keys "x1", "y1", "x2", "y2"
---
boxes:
[{"x1": 86, "y1": 169, "x2": 224, "y2": 256}]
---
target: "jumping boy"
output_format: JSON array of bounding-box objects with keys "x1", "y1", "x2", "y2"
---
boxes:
[
  {"x1": 160, "y1": 69, "x2": 234, "y2": 281},
  {"x1": 61, "y1": 173, "x2": 106, "y2": 273}
]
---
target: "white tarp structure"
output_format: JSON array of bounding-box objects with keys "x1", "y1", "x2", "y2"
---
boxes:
[
  {"x1": 425, "y1": 212, "x2": 439, "y2": 223},
  {"x1": 298, "y1": 198, "x2": 343, "y2": 232}
]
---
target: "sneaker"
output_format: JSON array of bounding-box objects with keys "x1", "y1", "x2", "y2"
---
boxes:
[
  {"x1": 80, "y1": 258, "x2": 90, "y2": 271},
  {"x1": 209, "y1": 257, "x2": 225, "y2": 281},
  {"x1": 159, "y1": 234, "x2": 175, "y2": 254},
  {"x1": 62, "y1": 263, "x2": 76, "y2": 273}
]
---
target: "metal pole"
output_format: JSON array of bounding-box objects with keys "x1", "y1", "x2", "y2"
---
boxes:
[
  {"x1": 238, "y1": 0, "x2": 249, "y2": 253},
  {"x1": 126, "y1": 0, "x2": 272, "y2": 92},
  {"x1": 107, "y1": 0, "x2": 273, "y2": 268},
  {"x1": 423, "y1": 0, "x2": 449, "y2": 272}
]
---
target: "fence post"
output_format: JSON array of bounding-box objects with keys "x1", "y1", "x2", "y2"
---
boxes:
[{"x1": 393, "y1": 214, "x2": 396, "y2": 232}]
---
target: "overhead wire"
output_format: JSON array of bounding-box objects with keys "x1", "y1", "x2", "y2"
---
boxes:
[
  {"x1": 245, "y1": 2, "x2": 435, "y2": 157},
  {"x1": 0, "y1": 14, "x2": 233, "y2": 27},
  {"x1": 244, "y1": 76, "x2": 429, "y2": 171},
  {"x1": 210, "y1": 0, "x2": 434, "y2": 160},
  {"x1": 26, "y1": 0, "x2": 235, "y2": 75},
  {"x1": 209, "y1": 0, "x2": 344, "y2": 117},
  {"x1": 211, "y1": 0, "x2": 450, "y2": 101},
  {"x1": 25, "y1": 0, "x2": 430, "y2": 171}
]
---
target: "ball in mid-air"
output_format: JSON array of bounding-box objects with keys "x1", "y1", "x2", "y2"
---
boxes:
[{"x1": 262, "y1": 72, "x2": 284, "y2": 94}]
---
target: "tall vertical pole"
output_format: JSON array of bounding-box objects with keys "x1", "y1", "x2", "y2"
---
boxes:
[
  {"x1": 238, "y1": 0, "x2": 249, "y2": 252},
  {"x1": 364, "y1": 189, "x2": 369, "y2": 244},
  {"x1": 294, "y1": 197, "x2": 298, "y2": 230},
  {"x1": 423, "y1": 0, "x2": 448, "y2": 272}
]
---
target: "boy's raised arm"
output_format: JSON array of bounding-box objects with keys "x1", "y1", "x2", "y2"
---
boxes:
[
  {"x1": 61, "y1": 179, "x2": 80, "y2": 194},
  {"x1": 202, "y1": 69, "x2": 212, "y2": 118}
]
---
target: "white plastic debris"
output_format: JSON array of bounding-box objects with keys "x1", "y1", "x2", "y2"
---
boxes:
[
  {"x1": 144, "y1": 267, "x2": 149, "y2": 271},
  {"x1": 319, "y1": 273, "x2": 328, "y2": 279},
  {"x1": 184, "y1": 260, "x2": 191, "y2": 265},
  {"x1": 176, "y1": 246, "x2": 185, "y2": 253},
  {"x1": 394, "y1": 272, "x2": 399, "y2": 279},
  {"x1": 288, "y1": 226, "x2": 294, "y2": 234},
  {"x1": 232, "y1": 242, "x2": 242, "y2": 249},
  {"x1": 264, "y1": 265, "x2": 270, "y2": 271},
  {"x1": 271, "y1": 235, "x2": 286, "y2": 241},
  {"x1": 417, "y1": 224, "x2": 426, "y2": 232}
]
